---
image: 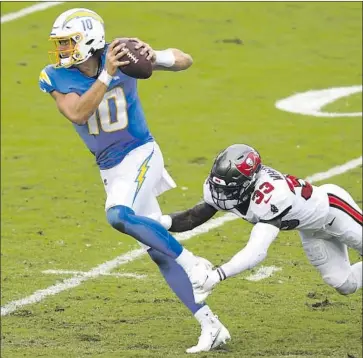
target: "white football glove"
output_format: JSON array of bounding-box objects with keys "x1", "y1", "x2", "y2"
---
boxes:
[{"x1": 193, "y1": 269, "x2": 221, "y2": 291}]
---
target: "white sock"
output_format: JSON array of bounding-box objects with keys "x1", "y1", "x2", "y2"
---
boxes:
[
  {"x1": 352, "y1": 261, "x2": 362, "y2": 290},
  {"x1": 194, "y1": 305, "x2": 217, "y2": 327},
  {"x1": 175, "y1": 248, "x2": 198, "y2": 271}
]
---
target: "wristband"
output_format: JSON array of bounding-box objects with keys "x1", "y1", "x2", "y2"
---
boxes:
[
  {"x1": 216, "y1": 267, "x2": 227, "y2": 281},
  {"x1": 98, "y1": 69, "x2": 113, "y2": 86},
  {"x1": 154, "y1": 49, "x2": 175, "y2": 68}
]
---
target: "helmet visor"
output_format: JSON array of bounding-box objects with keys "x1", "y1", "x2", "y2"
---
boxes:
[{"x1": 209, "y1": 176, "x2": 255, "y2": 210}]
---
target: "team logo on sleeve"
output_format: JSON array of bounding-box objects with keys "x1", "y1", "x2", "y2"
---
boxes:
[{"x1": 39, "y1": 70, "x2": 52, "y2": 86}]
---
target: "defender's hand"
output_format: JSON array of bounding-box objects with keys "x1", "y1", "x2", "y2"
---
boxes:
[
  {"x1": 105, "y1": 40, "x2": 130, "y2": 76},
  {"x1": 192, "y1": 269, "x2": 220, "y2": 291},
  {"x1": 130, "y1": 37, "x2": 156, "y2": 62}
]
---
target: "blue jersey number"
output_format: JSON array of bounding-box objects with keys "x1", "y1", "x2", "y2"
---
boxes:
[
  {"x1": 82, "y1": 19, "x2": 93, "y2": 31},
  {"x1": 88, "y1": 86, "x2": 128, "y2": 135}
]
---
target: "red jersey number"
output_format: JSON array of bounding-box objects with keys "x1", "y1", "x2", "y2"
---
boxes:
[{"x1": 252, "y1": 182, "x2": 275, "y2": 205}]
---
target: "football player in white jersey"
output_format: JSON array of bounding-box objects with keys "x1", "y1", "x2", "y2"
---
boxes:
[
  {"x1": 39, "y1": 8, "x2": 230, "y2": 353},
  {"x1": 160, "y1": 144, "x2": 362, "y2": 304}
]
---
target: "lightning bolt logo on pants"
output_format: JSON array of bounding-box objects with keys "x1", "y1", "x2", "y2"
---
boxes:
[{"x1": 133, "y1": 151, "x2": 154, "y2": 204}]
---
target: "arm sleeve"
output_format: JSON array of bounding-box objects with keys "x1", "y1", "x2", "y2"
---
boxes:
[
  {"x1": 169, "y1": 201, "x2": 217, "y2": 232},
  {"x1": 218, "y1": 222, "x2": 280, "y2": 278}
]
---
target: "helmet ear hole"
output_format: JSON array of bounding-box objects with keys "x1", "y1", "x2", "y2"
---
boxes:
[{"x1": 86, "y1": 39, "x2": 94, "y2": 45}]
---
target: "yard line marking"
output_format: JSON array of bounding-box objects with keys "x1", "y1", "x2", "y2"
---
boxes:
[
  {"x1": 42, "y1": 270, "x2": 147, "y2": 279},
  {"x1": 1, "y1": 157, "x2": 361, "y2": 316},
  {"x1": 305, "y1": 157, "x2": 362, "y2": 183},
  {"x1": 275, "y1": 85, "x2": 362, "y2": 118},
  {"x1": 1, "y1": 2, "x2": 64, "y2": 24},
  {"x1": 245, "y1": 266, "x2": 282, "y2": 282}
]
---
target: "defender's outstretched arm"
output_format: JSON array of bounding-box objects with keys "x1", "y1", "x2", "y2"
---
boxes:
[{"x1": 166, "y1": 201, "x2": 218, "y2": 232}]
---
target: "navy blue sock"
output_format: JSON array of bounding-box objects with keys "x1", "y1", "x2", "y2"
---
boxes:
[
  {"x1": 148, "y1": 248, "x2": 205, "y2": 314},
  {"x1": 107, "y1": 205, "x2": 183, "y2": 259}
]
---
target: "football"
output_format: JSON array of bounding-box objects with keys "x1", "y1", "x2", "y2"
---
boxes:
[{"x1": 117, "y1": 38, "x2": 153, "y2": 79}]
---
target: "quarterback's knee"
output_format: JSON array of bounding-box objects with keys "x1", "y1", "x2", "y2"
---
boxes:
[
  {"x1": 335, "y1": 273, "x2": 358, "y2": 295},
  {"x1": 106, "y1": 205, "x2": 134, "y2": 233}
]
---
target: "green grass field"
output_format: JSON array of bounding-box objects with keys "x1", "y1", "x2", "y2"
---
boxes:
[{"x1": 1, "y1": 2, "x2": 362, "y2": 357}]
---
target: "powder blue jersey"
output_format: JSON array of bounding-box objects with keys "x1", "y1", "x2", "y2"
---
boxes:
[{"x1": 39, "y1": 46, "x2": 153, "y2": 169}]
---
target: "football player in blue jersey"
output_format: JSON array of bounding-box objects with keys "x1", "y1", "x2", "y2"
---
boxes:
[{"x1": 39, "y1": 8, "x2": 230, "y2": 353}]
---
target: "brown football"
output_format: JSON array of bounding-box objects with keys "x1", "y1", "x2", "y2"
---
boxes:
[{"x1": 117, "y1": 38, "x2": 153, "y2": 79}]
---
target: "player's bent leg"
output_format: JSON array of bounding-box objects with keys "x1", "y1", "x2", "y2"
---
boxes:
[
  {"x1": 102, "y1": 142, "x2": 203, "y2": 274},
  {"x1": 107, "y1": 204, "x2": 216, "y2": 303},
  {"x1": 316, "y1": 184, "x2": 363, "y2": 293},
  {"x1": 139, "y1": 197, "x2": 230, "y2": 352},
  {"x1": 300, "y1": 232, "x2": 362, "y2": 295},
  {"x1": 335, "y1": 267, "x2": 361, "y2": 295},
  {"x1": 320, "y1": 183, "x2": 362, "y2": 254}
]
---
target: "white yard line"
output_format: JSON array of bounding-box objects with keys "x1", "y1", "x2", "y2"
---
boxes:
[
  {"x1": 1, "y1": 2, "x2": 64, "y2": 24},
  {"x1": 245, "y1": 266, "x2": 282, "y2": 282},
  {"x1": 42, "y1": 269, "x2": 147, "y2": 279},
  {"x1": 2, "y1": 157, "x2": 361, "y2": 316},
  {"x1": 305, "y1": 157, "x2": 362, "y2": 182}
]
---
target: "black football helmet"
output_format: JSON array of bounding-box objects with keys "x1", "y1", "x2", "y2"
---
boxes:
[{"x1": 208, "y1": 144, "x2": 262, "y2": 210}]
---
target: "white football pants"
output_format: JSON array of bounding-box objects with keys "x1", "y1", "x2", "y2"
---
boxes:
[
  {"x1": 100, "y1": 141, "x2": 176, "y2": 249},
  {"x1": 299, "y1": 184, "x2": 362, "y2": 295}
]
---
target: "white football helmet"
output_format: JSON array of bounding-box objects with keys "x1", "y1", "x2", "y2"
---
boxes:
[{"x1": 48, "y1": 8, "x2": 105, "y2": 68}]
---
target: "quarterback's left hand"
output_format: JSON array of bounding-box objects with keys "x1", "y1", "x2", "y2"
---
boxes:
[{"x1": 130, "y1": 38, "x2": 156, "y2": 62}]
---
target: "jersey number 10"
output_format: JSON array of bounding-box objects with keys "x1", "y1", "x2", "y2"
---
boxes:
[{"x1": 87, "y1": 86, "x2": 128, "y2": 135}]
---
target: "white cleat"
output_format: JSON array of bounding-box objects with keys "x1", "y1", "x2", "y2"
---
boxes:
[{"x1": 186, "y1": 319, "x2": 231, "y2": 354}]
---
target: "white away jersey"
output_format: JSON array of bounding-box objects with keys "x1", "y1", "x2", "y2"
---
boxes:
[{"x1": 204, "y1": 165, "x2": 329, "y2": 230}]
